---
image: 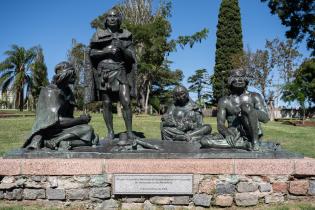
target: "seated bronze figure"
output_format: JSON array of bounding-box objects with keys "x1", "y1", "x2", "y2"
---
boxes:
[
  {"x1": 215, "y1": 68, "x2": 270, "y2": 151},
  {"x1": 23, "y1": 61, "x2": 99, "y2": 150},
  {"x1": 161, "y1": 85, "x2": 212, "y2": 142}
]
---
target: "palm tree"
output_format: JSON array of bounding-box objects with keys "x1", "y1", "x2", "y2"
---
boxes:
[
  {"x1": 0, "y1": 45, "x2": 37, "y2": 111},
  {"x1": 30, "y1": 46, "x2": 48, "y2": 109}
]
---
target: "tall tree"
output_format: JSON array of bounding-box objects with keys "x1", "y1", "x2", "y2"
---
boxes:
[
  {"x1": 0, "y1": 45, "x2": 37, "y2": 111},
  {"x1": 266, "y1": 38, "x2": 302, "y2": 83},
  {"x1": 282, "y1": 58, "x2": 315, "y2": 122},
  {"x1": 211, "y1": 0, "x2": 244, "y2": 103},
  {"x1": 67, "y1": 39, "x2": 87, "y2": 110},
  {"x1": 91, "y1": 0, "x2": 208, "y2": 114},
  {"x1": 241, "y1": 49, "x2": 273, "y2": 102},
  {"x1": 187, "y1": 68, "x2": 211, "y2": 107},
  {"x1": 261, "y1": 0, "x2": 315, "y2": 56},
  {"x1": 30, "y1": 46, "x2": 48, "y2": 109}
]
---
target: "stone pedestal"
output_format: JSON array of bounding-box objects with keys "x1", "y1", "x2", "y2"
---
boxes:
[{"x1": 1, "y1": 158, "x2": 315, "y2": 209}]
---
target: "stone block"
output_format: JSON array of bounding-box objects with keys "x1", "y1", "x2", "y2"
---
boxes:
[
  {"x1": 309, "y1": 180, "x2": 315, "y2": 195},
  {"x1": 46, "y1": 188, "x2": 66, "y2": 200},
  {"x1": 21, "y1": 159, "x2": 104, "y2": 175},
  {"x1": 23, "y1": 189, "x2": 45, "y2": 200},
  {"x1": 216, "y1": 183, "x2": 235, "y2": 194},
  {"x1": 1, "y1": 176, "x2": 15, "y2": 183},
  {"x1": 0, "y1": 176, "x2": 17, "y2": 189},
  {"x1": 295, "y1": 158, "x2": 315, "y2": 175},
  {"x1": 4, "y1": 189, "x2": 23, "y2": 200},
  {"x1": 265, "y1": 193, "x2": 284, "y2": 204},
  {"x1": 96, "y1": 199, "x2": 119, "y2": 210},
  {"x1": 57, "y1": 177, "x2": 85, "y2": 189},
  {"x1": 48, "y1": 177, "x2": 58, "y2": 188},
  {"x1": 215, "y1": 195, "x2": 233, "y2": 207},
  {"x1": 289, "y1": 180, "x2": 309, "y2": 195},
  {"x1": 269, "y1": 175, "x2": 289, "y2": 183},
  {"x1": 73, "y1": 176, "x2": 90, "y2": 183},
  {"x1": 235, "y1": 193, "x2": 258, "y2": 206},
  {"x1": 259, "y1": 183, "x2": 272, "y2": 192},
  {"x1": 121, "y1": 203, "x2": 143, "y2": 210},
  {"x1": 172, "y1": 196, "x2": 190, "y2": 205},
  {"x1": 251, "y1": 176, "x2": 263, "y2": 182},
  {"x1": 234, "y1": 159, "x2": 295, "y2": 175},
  {"x1": 144, "y1": 200, "x2": 158, "y2": 210},
  {"x1": 150, "y1": 196, "x2": 173, "y2": 205},
  {"x1": 272, "y1": 182, "x2": 288, "y2": 193},
  {"x1": 105, "y1": 159, "x2": 233, "y2": 174},
  {"x1": 0, "y1": 191, "x2": 4, "y2": 199},
  {"x1": 89, "y1": 175, "x2": 110, "y2": 187},
  {"x1": 121, "y1": 197, "x2": 146, "y2": 203},
  {"x1": 66, "y1": 189, "x2": 89, "y2": 200},
  {"x1": 162, "y1": 205, "x2": 175, "y2": 210},
  {"x1": 15, "y1": 177, "x2": 26, "y2": 187},
  {"x1": 0, "y1": 183, "x2": 16, "y2": 190},
  {"x1": 89, "y1": 187, "x2": 111, "y2": 199},
  {"x1": 199, "y1": 179, "x2": 216, "y2": 194},
  {"x1": 0, "y1": 159, "x2": 21, "y2": 175},
  {"x1": 287, "y1": 194, "x2": 303, "y2": 200},
  {"x1": 31, "y1": 176, "x2": 46, "y2": 182},
  {"x1": 217, "y1": 175, "x2": 240, "y2": 184},
  {"x1": 24, "y1": 180, "x2": 42, "y2": 188},
  {"x1": 237, "y1": 182, "x2": 258, "y2": 192},
  {"x1": 193, "y1": 194, "x2": 212, "y2": 207}
]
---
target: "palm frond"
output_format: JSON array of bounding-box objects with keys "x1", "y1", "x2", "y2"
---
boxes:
[
  {"x1": 0, "y1": 70, "x2": 15, "y2": 84},
  {"x1": 1, "y1": 76, "x2": 14, "y2": 93},
  {"x1": 0, "y1": 59, "x2": 15, "y2": 72}
]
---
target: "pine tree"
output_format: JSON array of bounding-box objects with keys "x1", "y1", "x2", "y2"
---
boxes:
[{"x1": 211, "y1": 0, "x2": 243, "y2": 103}]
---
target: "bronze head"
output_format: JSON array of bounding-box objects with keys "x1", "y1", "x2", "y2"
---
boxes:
[
  {"x1": 105, "y1": 8, "x2": 122, "y2": 29},
  {"x1": 52, "y1": 61, "x2": 76, "y2": 85},
  {"x1": 228, "y1": 68, "x2": 249, "y2": 89},
  {"x1": 173, "y1": 85, "x2": 189, "y2": 105}
]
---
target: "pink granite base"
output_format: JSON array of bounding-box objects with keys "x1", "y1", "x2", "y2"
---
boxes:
[{"x1": 1, "y1": 158, "x2": 315, "y2": 176}]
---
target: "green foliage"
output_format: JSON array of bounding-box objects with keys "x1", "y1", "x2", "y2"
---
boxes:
[
  {"x1": 30, "y1": 46, "x2": 48, "y2": 107},
  {"x1": 187, "y1": 68, "x2": 211, "y2": 106},
  {"x1": 261, "y1": 0, "x2": 315, "y2": 56},
  {"x1": 176, "y1": 28, "x2": 209, "y2": 49},
  {"x1": 67, "y1": 39, "x2": 88, "y2": 110},
  {"x1": 265, "y1": 38, "x2": 301, "y2": 83},
  {"x1": 0, "y1": 45, "x2": 38, "y2": 111},
  {"x1": 282, "y1": 58, "x2": 315, "y2": 119},
  {"x1": 211, "y1": 0, "x2": 244, "y2": 103}
]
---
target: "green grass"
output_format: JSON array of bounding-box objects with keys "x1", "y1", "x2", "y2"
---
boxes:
[
  {"x1": 0, "y1": 110, "x2": 35, "y2": 115},
  {"x1": 1, "y1": 201, "x2": 315, "y2": 210},
  {"x1": 0, "y1": 114, "x2": 314, "y2": 157}
]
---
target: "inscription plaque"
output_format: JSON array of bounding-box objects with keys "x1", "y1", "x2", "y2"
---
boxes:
[{"x1": 113, "y1": 174, "x2": 193, "y2": 194}]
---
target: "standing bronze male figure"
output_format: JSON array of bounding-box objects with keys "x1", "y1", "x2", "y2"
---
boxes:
[{"x1": 85, "y1": 8, "x2": 136, "y2": 140}]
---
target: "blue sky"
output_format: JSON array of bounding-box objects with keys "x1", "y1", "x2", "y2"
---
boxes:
[{"x1": 0, "y1": 0, "x2": 310, "y2": 98}]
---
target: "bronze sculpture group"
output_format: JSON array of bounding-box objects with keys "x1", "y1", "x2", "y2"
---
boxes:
[{"x1": 22, "y1": 8, "x2": 272, "y2": 153}]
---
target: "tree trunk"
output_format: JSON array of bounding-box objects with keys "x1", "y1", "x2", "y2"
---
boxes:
[
  {"x1": 19, "y1": 87, "x2": 24, "y2": 112},
  {"x1": 302, "y1": 104, "x2": 305, "y2": 125},
  {"x1": 15, "y1": 91, "x2": 20, "y2": 110},
  {"x1": 268, "y1": 103, "x2": 275, "y2": 122},
  {"x1": 144, "y1": 81, "x2": 151, "y2": 115},
  {"x1": 139, "y1": 89, "x2": 145, "y2": 113}
]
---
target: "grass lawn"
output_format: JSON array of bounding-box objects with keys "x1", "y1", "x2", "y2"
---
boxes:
[{"x1": 0, "y1": 113, "x2": 314, "y2": 157}]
